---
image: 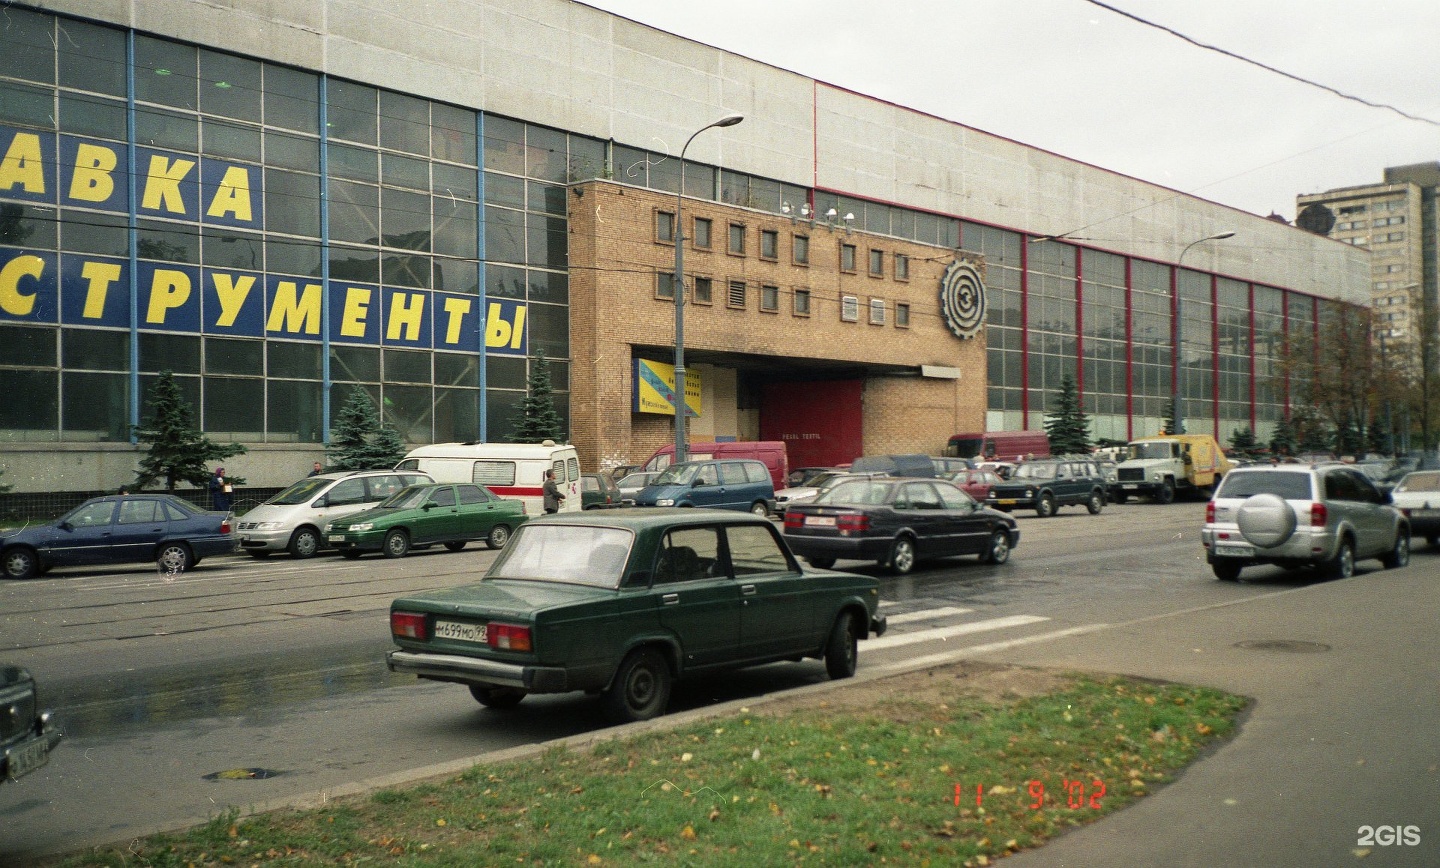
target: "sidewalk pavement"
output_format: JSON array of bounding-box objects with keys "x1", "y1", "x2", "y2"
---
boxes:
[{"x1": 977, "y1": 563, "x2": 1440, "y2": 868}]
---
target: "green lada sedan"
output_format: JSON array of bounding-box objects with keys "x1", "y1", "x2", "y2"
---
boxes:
[
  {"x1": 325, "y1": 483, "x2": 527, "y2": 559},
  {"x1": 387, "y1": 509, "x2": 887, "y2": 723}
]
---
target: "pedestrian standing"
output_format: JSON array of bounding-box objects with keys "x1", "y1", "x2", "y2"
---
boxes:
[
  {"x1": 210, "y1": 467, "x2": 233, "y2": 512},
  {"x1": 542, "y1": 469, "x2": 565, "y2": 514},
  {"x1": 309, "y1": 461, "x2": 324, "y2": 476}
]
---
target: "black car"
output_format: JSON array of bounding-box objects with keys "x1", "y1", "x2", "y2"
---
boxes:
[
  {"x1": 985, "y1": 456, "x2": 1108, "y2": 517},
  {"x1": 1, "y1": 494, "x2": 237, "y2": 579},
  {"x1": 1, "y1": 665, "x2": 62, "y2": 783},
  {"x1": 782, "y1": 477, "x2": 1019, "y2": 574}
]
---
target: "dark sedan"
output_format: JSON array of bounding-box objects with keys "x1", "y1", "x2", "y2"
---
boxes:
[
  {"x1": 1, "y1": 665, "x2": 62, "y2": 783},
  {"x1": 388, "y1": 509, "x2": 886, "y2": 723},
  {"x1": 1, "y1": 494, "x2": 236, "y2": 579},
  {"x1": 782, "y1": 477, "x2": 1019, "y2": 574}
]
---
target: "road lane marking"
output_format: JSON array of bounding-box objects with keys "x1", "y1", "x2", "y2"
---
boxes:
[
  {"x1": 867, "y1": 624, "x2": 1113, "y2": 673},
  {"x1": 866, "y1": 614, "x2": 1049, "y2": 650},
  {"x1": 883, "y1": 606, "x2": 974, "y2": 625}
]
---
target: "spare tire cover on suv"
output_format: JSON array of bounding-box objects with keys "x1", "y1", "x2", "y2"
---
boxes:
[{"x1": 1236, "y1": 493, "x2": 1298, "y2": 548}]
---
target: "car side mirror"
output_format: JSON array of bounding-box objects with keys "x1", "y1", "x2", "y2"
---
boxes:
[{"x1": 58, "y1": 520, "x2": 72, "y2": 531}]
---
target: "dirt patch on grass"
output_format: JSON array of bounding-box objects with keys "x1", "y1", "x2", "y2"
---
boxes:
[{"x1": 757, "y1": 660, "x2": 1078, "y2": 719}]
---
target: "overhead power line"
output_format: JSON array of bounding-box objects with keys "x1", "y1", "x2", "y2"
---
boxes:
[{"x1": 1083, "y1": 0, "x2": 1440, "y2": 128}]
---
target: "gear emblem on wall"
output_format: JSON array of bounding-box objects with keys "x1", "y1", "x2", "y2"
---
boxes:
[{"x1": 939, "y1": 259, "x2": 986, "y2": 339}]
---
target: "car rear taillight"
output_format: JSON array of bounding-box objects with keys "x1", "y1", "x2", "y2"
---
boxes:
[
  {"x1": 1310, "y1": 503, "x2": 1328, "y2": 527},
  {"x1": 1205, "y1": 501, "x2": 1215, "y2": 523},
  {"x1": 837, "y1": 513, "x2": 870, "y2": 533},
  {"x1": 783, "y1": 512, "x2": 804, "y2": 529},
  {"x1": 220, "y1": 519, "x2": 232, "y2": 534},
  {"x1": 488, "y1": 623, "x2": 532, "y2": 652},
  {"x1": 391, "y1": 611, "x2": 428, "y2": 640}
]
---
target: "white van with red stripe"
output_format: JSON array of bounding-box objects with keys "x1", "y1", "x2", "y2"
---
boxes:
[{"x1": 395, "y1": 441, "x2": 581, "y2": 515}]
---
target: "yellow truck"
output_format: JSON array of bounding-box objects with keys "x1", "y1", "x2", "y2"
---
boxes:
[{"x1": 1112, "y1": 434, "x2": 1234, "y2": 503}]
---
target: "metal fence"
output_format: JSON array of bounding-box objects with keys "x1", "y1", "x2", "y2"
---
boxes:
[{"x1": 0, "y1": 487, "x2": 285, "y2": 525}]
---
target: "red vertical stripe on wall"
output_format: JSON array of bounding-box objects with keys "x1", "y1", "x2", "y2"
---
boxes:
[
  {"x1": 1020, "y1": 238, "x2": 1031, "y2": 428},
  {"x1": 1170, "y1": 266, "x2": 1180, "y2": 415},
  {"x1": 1211, "y1": 274, "x2": 1220, "y2": 436},
  {"x1": 1075, "y1": 248, "x2": 1085, "y2": 401},
  {"x1": 1247, "y1": 284, "x2": 1257, "y2": 432},
  {"x1": 1124, "y1": 257, "x2": 1134, "y2": 442}
]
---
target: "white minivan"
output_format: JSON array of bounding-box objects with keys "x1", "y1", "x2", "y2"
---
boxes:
[{"x1": 396, "y1": 440, "x2": 581, "y2": 515}]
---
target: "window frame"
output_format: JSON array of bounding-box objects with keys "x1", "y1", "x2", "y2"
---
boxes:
[
  {"x1": 727, "y1": 279, "x2": 747, "y2": 309},
  {"x1": 760, "y1": 284, "x2": 780, "y2": 313},
  {"x1": 868, "y1": 298, "x2": 886, "y2": 325},
  {"x1": 759, "y1": 228, "x2": 779, "y2": 261},
  {"x1": 895, "y1": 302, "x2": 911, "y2": 328},
  {"x1": 727, "y1": 222, "x2": 746, "y2": 256},
  {"x1": 841, "y1": 295, "x2": 860, "y2": 322},
  {"x1": 840, "y1": 243, "x2": 857, "y2": 273},
  {"x1": 792, "y1": 233, "x2": 810, "y2": 266},
  {"x1": 655, "y1": 271, "x2": 677, "y2": 301},
  {"x1": 868, "y1": 248, "x2": 884, "y2": 277},
  {"x1": 692, "y1": 275, "x2": 713, "y2": 306},
  {"x1": 654, "y1": 209, "x2": 676, "y2": 244},
  {"x1": 894, "y1": 253, "x2": 910, "y2": 281},
  {"x1": 692, "y1": 216, "x2": 713, "y2": 250},
  {"x1": 793, "y1": 287, "x2": 812, "y2": 317}
]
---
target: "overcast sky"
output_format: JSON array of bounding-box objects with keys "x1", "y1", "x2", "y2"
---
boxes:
[{"x1": 581, "y1": 0, "x2": 1440, "y2": 221}]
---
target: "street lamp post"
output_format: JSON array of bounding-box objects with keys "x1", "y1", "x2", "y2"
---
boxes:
[
  {"x1": 1172, "y1": 231, "x2": 1236, "y2": 435},
  {"x1": 673, "y1": 113, "x2": 743, "y2": 465}
]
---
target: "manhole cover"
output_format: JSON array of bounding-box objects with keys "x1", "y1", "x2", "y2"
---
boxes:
[
  {"x1": 1233, "y1": 639, "x2": 1330, "y2": 653},
  {"x1": 203, "y1": 767, "x2": 282, "y2": 781}
]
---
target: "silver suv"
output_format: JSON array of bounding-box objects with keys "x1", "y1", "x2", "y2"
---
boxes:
[
  {"x1": 1201, "y1": 463, "x2": 1410, "y2": 581},
  {"x1": 236, "y1": 470, "x2": 432, "y2": 558}
]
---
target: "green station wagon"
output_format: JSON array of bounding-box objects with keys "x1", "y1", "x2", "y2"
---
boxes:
[
  {"x1": 325, "y1": 483, "x2": 527, "y2": 559},
  {"x1": 387, "y1": 509, "x2": 887, "y2": 723}
]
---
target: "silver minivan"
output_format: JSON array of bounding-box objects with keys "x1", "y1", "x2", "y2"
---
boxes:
[{"x1": 236, "y1": 470, "x2": 432, "y2": 558}]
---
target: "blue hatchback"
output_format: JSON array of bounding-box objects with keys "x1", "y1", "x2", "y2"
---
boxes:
[
  {"x1": 633, "y1": 459, "x2": 775, "y2": 516},
  {"x1": 1, "y1": 494, "x2": 236, "y2": 579}
]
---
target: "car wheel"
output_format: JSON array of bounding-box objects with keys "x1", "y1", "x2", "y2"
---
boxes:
[
  {"x1": 248, "y1": 550, "x2": 271, "y2": 559},
  {"x1": 1086, "y1": 491, "x2": 1104, "y2": 515},
  {"x1": 2, "y1": 547, "x2": 40, "y2": 580},
  {"x1": 156, "y1": 542, "x2": 193, "y2": 574},
  {"x1": 486, "y1": 525, "x2": 511, "y2": 550},
  {"x1": 1156, "y1": 479, "x2": 1176, "y2": 504},
  {"x1": 339, "y1": 550, "x2": 363, "y2": 560},
  {"x1": 1325, "y1": 538, "x2": 1356, "y2": 579},
  {"x1": 824, "y1": 611, "x2": 859, "y2": 680},
  {"x1": 382, "y1": 529, "x2": 410, "y2": 559},
  {"x1": 1035, "y1": 493, "x2": 1056, "y2": 518},
  {"x1": 1211, "y1": 559, "x2": 1242, "y2": 581},
  {"x1": 886, "y1": 536, "x2": 917, "y2": 575},
  {"x1": 806, "y1": 557, "x2": 837, "y2": 570},
  {"x1": 1112, "y1": 491, "x2": 1128, "y2": 504},
  {"x1": 443, "y1": 540, "x2": 467, "y2": 552},
  {"x1": 603, "y1": 648, "x2": 672, "y2": 723},
  {"x1": 1380, "y1": 531, "x2": 1410, "y2": 569},
  {"x1": 749, "y1": 501, "x2": 769, "y2": 517},
  {"x1": 288, "y1": 527, "x2": 320, "y2": 559},
  {"x1": 468, "y1": 685, "x2": 527, "y2": 709},
  {"x1": 980, "y1": 530, "x2": 1011, "y2": 565}
]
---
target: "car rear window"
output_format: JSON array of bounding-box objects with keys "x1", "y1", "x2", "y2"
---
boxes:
[{"x1": 1218, "y1": 471, "x2": 1313, "y2": 500}]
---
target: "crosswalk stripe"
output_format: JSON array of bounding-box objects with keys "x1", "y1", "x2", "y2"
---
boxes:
[
  {"x1": 866, "y1": 614, "x2": 1049, "y2": 651},
  {"x1": 884, "y1": 606, "x2": 973, "y2": 626}
]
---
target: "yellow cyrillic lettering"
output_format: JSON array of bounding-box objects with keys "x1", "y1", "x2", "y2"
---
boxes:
[
  {"x1": 140, "y1": 154, "x2": 196, "y2": 214},
  {"x1": 206, "y1": 165, "x2": 254, "y2": 222},
  {"x1": 80, "y1": 261, "x2": 123, "y2": 319},
  {"x1": 341, "y1": 287, "x2": 371, "y2": 338},
  {"x1": 265, "y1": 281, "x2": 322, "y2": 334},
  {"x1": 0, "y1": 254, "x2": 45, "y2": 316},
  {"x1": 146, "y1": 269, "x2": 191, "y2": 323},
  {"x1": 68, "y1": 144, "x2": 117, "y2": 203},
  {"x1": 484, "y1": 302, "x2": 525, "y2": 349},
  {"x1": 441, "y1": 297, "x2": 473, "y2": 345},
  {"x1": 211, "y1": 273, "x2": 255, "y2": 328},
  {"x1": 386, "y1": 292, "x2": 424, "y2": 341},
  {"x1": 0, "y1": 133, "x2": 45, "y2": 195}
]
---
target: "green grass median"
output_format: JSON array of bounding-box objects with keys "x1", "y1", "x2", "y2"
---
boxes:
[{"x1": 56, "y1": 665, "x2": 1248, "y2": 867}]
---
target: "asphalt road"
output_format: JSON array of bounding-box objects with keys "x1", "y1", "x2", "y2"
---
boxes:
[{"x1": 2, "y1": 502, "x2": 1434, "y2": 865}]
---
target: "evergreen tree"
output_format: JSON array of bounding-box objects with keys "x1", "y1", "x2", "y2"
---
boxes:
[
  {"x1": 1043, "y1": 375, "x2": 1092, "y2": 456},
  {"x1": 510, "y1": 352, "x2": 566, "y2": 443},
  {"x1": 328, "y1": 388, "x2": 408, "y2": 470},
  {"x1": 134, "y1": 371, "x2": 247, "y2": 490},
  {"x1": 1162, "y1": 401, "x2": 1183, "y2": 436},
  {"x1": 1228, "y1": 426, "x2": 1259, "y2": 460},
  {"x1": 1293, "y1": 405, "x2": 1333, "y2": 453},
  {"x1": 1268, "y1": 415, "x2": 1298, "y2": 458}
]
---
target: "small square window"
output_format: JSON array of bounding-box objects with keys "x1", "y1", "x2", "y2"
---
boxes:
[
  {"x1": 869, "y1": 298, "x2": 886, "y2": 324},
  {"x1": 894, "y1": 253, "x2": 909, "y2": 281},
  {"x1": 656, "y1": 271, "x2": 676, "y2": 300},
  {"x1": 655, "y1": 210, "x2": 675, "y2": 243},
  {"x1": 760, "y1": 284, "x2": 779, "y2": 312},
  {"x1": 728, "y1": 223, "x2": 746, "y2": 255},
  {"x1": 841, "y1": 295, "x2": 859, "y2": 322},
  {"x1": 693, "y1": 217, "x2": 712, "y2": 249},
  {"x1": 693, "y1": 276, "x2": 713, "y2": 305},
  {"x1": 869, "y1": 249, "x2": 884, "y2": 277},
  {"x1": 794, "y1": 288, "x2": 811, "y2": 317},
  {"x1": 728, "y1": 280, "x2": 747, "y2": 308},
  {"x1": 840, "y1": 243, "x2": 856, "y2": 273},
  {"x1": 792, "y1": 234, "x2": 809, "y2": 265},
  {"x1": 895, "y1": 302, "x2": 910, "y2": 328},
  {"x1": 760, "y1": 229, "x2": 778, "y2": 260}
]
